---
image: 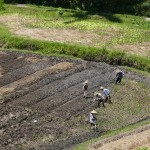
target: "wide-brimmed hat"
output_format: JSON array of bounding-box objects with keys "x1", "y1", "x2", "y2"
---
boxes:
[
  {"x1": 100, "y1": 86, "x2": 104, "y2": 90},
  {"x1": 91, "y1": 110, "x2": 97, "y2": 114},
  {"x1": 94, "y1": 92, "x2": 102, "y2": 96},
  {"x1": 116, "y1": 69, "x2": 121, "y2": 73},
  {"x1": 84, "y1": 80, "x2": 88, "y2": 84}
]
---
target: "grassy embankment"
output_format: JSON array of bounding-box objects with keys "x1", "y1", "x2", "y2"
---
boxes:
[
  {"x1": 74, "y1": 119, "x2": 150, "y2": 150},
  {"x1": 0, "y1": 4, "x2": 150, "y2": 72}
]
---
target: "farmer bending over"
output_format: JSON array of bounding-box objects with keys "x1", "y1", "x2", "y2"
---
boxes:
[
  {"x1": 93, "y1": 92, "x2": 105, "y2": 107},
  {"x1": 90, "y1": 110, "x2": 97, "y2": 130},
  {"x1": 100, "y1": 86, "x2": 112, "y2": 103}
]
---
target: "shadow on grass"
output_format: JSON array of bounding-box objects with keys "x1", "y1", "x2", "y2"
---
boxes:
[{"x1": 64, "y1": 11, "x2": 122, "y2": 24}]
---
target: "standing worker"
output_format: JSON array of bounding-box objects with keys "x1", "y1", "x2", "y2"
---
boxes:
[
  {"x1": 83, "y1": 80, "x2": 88, "y2": 98},
  {"x1": 90, "y1": 110, "x2": 97, "y2": 130},
  {"x1": 116, "y1": 69, "x2": 124, "y2": 84},
  {"x1": 100, "y1": 86, "x2": 112, "y2": 103}
]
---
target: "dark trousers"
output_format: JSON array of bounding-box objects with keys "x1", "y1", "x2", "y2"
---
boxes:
[
  {"x1": 98, "y1": 99, "x2": 105, "y2": 107},
  {"x1": 105, "y1": 95, "x2": 112, "y2": 103},
  {"x1": 116, "y1": 77, "x2": 122, "y2": 84}
]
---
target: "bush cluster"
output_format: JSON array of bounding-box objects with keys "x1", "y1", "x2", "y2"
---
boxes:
[{"x1": 3, "y1": 0, "x2": 150, "y2": 16}]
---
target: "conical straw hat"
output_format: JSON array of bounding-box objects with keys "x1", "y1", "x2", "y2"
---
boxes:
[
  {"x1": 116, "y1": 69, "x2": 121, "y2": 73},
  {"x1": 91, "y1": 110, "x2": 97, "y2": 114},
  {"x1": 100, "y1": 86, "x2": 104, "y2": 90},
  {"x1": 84, "y1": 80, "x2": 88, "y2": 84}
]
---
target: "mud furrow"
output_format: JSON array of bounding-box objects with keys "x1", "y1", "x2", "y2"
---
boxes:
[
  {"x1": 29, "y1": 72, "x2": 113, "y2": 121},
  {"x1": 45, "y1": 131, "x2": 103, "y2": 150},
  {"x1": 0, "y1": 61, "x2": 52, "y2": 87},
  {"x1": 0, "y1": 57, "x2": 30, "y2": 75},
  {"x1": 1, "y1": 64, "x2": 86, "y2": 102},
  {"x1": 0, "y1": 52, "x2": 18, "y2": 64},
  {"x1": 53, "y1": 74, "x2": 113, "y2": 118},
  {"x1": 10, "y1": 68, "x2": 106, "y2": 107},
  {"x1": 0, "y1": 62, "x2": 74, "y2": 96}
]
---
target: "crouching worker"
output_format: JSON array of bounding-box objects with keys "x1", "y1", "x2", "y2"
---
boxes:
[
  {"x1": 93, "y1": 92, "x2": 105, "y2": 107},
  {"x1": 90, "y1": 110, "x2": 97, "y2": 130},
  {"x1": 100, "y1": 86, "x2": 112, "y2": 103},
  {"x1": 83, "y1": 80, "x2": 88, "y2": 98}
]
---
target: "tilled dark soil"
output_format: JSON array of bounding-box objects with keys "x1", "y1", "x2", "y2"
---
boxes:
[{"x1": 0, "y1": 51, "x2": 150, "y2": 150}]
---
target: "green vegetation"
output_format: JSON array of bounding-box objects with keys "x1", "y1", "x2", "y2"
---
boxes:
[
  {"x1": 0, "y1": 0, "x2": 5, "y2": 11},
  {"x1": 137, "y1": 147, "x2": 150, "y2": 150},
  {"x1": 73, "y1": 79, "x2": 150, "y2": 149},
  {"x1": 121, "y1": 66, "x2": 150, "y2": 77},
  {"x1": 74, "y1": 119, "x2": 150, "y2": 150},
  {"x1": 4, "y1": 0, "x2": 150, "y2": 17},
  {"x1": 0, "y1": 5, "x2": 150, "y2": 72},
  {"x1": 0, "y1": 24, "x2": 150, "y2": 72}
]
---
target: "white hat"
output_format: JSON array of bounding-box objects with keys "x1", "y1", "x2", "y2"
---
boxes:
[
  {"x1": 91, "y1": 110, "x2": 97, "y2": 114},
  {"x1": 100, "y1": 86, "x2": 104, "y2": 90},
  {"x1": 116, "y1": 69, "x2": 121, "y2": 73},
  {"x1": 84, "y1": 80, "x2": 88, "y2": 84}
]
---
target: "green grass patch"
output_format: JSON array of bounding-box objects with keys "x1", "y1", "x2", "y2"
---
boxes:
[
  {"x1": 1, "y1": 4, "x2": 150, "y2": 48},
  {"x1": 74, "y1": 79, "x2": 150, "y2": 150},
  {"x1": 121, "y1": 66, "x2": 150, "y2": 77},
  {"x1": 137, "y1": 147, "x2": 150, "y2": 150},
  {"x1": 74, "y1": 119, "x2": 150, "y2": 150}
]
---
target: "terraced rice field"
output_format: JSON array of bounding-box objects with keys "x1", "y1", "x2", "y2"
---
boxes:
[{"x1": 0, "y1": 51, "x2": 150, "y2": 150}]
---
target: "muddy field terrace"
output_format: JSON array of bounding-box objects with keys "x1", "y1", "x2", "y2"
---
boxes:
[{"x1": 0, "y1": 51, "x2": 150, "y2": 150}]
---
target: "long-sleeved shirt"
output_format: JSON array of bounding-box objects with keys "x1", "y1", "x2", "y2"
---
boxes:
[
  {"x1": 83, "y1": 84, "x2": 88, "y2": 91},
  {"x1": 90, "y1": 113, "x2": 96, "y2": 124},
  {"x1": 103, "y1": 88, "x2": 110, "y2": 97},
  {"x1": 93, "y1": 93, "x2": 105, "y2": 102},
  {"x1": 116, "y1": 71, "x2": 124, "y2": 78}
]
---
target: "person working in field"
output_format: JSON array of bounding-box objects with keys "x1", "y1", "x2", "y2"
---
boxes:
[
  {"x1": 115, "y1": 69, "x2": 124, "y2": 84},
  {"x1": 90, "y1": 110, "x2": 97, "y2": 130},
  {"x1": 93, "y1": 92, "x2": 105, "y2": 107},
  {"x1": 100, "y1": 86, "x2": 112, "y2": 103},
  {"x1": 83, "y1": 80, "x2": 88, "y2": 98}
]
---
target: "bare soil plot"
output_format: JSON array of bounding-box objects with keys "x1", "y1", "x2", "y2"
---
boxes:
[{"x1": 0, "y1": 51, "x2": 150, "y2": 150}]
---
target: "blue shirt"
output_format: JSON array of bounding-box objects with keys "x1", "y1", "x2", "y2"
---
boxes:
[{"x1": 103, "y1": 88, "x2": 110, "y2": 97}]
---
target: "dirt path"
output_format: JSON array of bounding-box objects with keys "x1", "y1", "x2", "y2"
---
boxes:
[{"x1": 90, "y1": 124, "x2": 150, "y2": 150}]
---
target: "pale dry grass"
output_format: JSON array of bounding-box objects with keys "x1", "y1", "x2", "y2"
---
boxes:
[
  {"x1": 25, "y1": 57, "x2": 43, "y2": 63},
  {"x1": 114, "y1": 43, "x2": 150, "y2": 57},
  {"x1": 90, "y1": 125, "x2": 150, "y2": 150},
  {"x1": 0, "y1": 15, "x2": 99, "y2": 46}
]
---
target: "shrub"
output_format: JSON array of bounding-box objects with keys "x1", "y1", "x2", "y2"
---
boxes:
[
  {"x1": 108, "y1": 50, "x2": 126, "y2": 65},
  {"x1": 135, "y1": 0, "x2": 150, "y2": 17},
  {"x1": 0, "y1": 0, "x2": 5, "y2": 11}
]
